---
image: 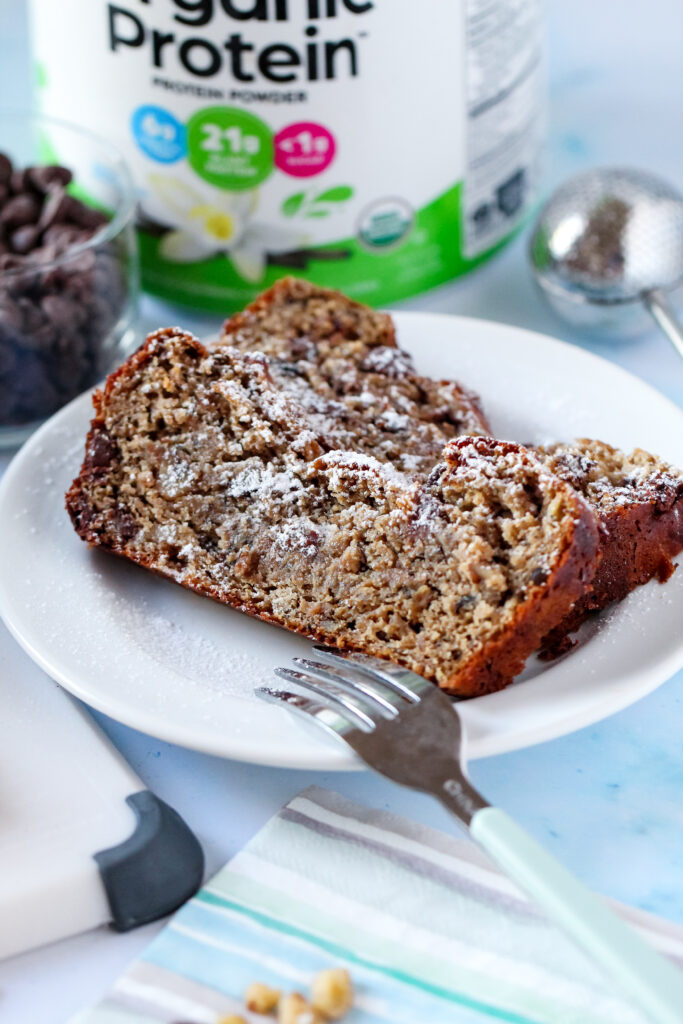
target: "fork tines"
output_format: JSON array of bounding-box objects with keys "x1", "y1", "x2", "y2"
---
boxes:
[{"x1": 256, "y1": 646, "x2": 431, "y2": 737}]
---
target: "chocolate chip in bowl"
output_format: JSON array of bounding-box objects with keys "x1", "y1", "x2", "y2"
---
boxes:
[{"x1": 0, "y1": 112, "x2": 138, "y2": 448}]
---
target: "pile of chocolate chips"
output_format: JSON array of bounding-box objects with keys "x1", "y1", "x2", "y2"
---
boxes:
[{"x1": 0, "y1": 153, "x2": 129, "y2": 427}]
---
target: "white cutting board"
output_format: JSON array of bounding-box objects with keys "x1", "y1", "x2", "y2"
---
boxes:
[{"x1": 0, "y1": 619, "x2": 203, "y2": 961}]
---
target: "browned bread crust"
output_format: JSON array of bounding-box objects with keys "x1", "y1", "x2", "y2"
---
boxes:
[
  {"x1": 66, "y1": 331, "x2": 599, "y2": 697},
  {"x1": 221, "y1": 276, "x2": 399, "y2": 351},
  {"x1": 538, "y1": 439, "x2": 683, "y2": 654}
]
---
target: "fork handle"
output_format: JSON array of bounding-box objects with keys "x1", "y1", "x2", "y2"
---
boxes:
[{"x1": 466, "y1": 806, "x2": 683, "y2": 1024}]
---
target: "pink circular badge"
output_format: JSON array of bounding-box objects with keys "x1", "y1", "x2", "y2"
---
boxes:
[{"x1": 274, "y1": 122, "x2": 336, "y2": 178}]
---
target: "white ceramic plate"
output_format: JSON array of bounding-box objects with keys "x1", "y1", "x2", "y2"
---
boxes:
[{"x1": 1, "y1": 313, "x2": 683, "y2": 770}]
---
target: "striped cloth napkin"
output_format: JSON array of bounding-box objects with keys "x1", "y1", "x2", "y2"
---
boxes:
[{"x1": 74, "y1": 786, "x2": 683, "y2": 1024}]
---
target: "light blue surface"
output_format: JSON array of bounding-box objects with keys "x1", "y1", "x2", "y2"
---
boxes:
[
  {"x1": 471, "y1": 807, "x2": 683, "y2": 1024},
  {"x1": 1, "y1": 2, "x2": 682, "y2": 1022}
]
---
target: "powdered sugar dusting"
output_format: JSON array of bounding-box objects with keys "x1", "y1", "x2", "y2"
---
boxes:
[
  {"x1": 362, "y1": 345, "x2": 414, "y2": 376},
  {"x1": 539, "y1": 440, "x2": 683, "y2": 510},
  {"x1": 228, "y1": 462, "x2": 304, "y2": 501},
  {"x1": 379, "y1": 409, "x2": 411, "y2": 432},
  {"x1": 158, "y1": 459, "x2": 199, "y2": 498},
  {"x1": 317, "y1": 448, "x2": 408, "y2": 492},
  {"x1": 112, "y1": 597, "x2": 271, "y2": 701},
  {"x1": 274, "y1": 518, "x2": 324, "y2": 558}
]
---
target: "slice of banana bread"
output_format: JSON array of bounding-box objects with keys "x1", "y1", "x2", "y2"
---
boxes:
[
  {"x1": 537, "y1": 438, "x2": 683, "y2": 653},
  {"x1": 219, "y1": 277, "x2": 490, "y2": 479},
  {"x1": 66, "y1": 330, "x2": 599, "y2": 697},
  {"x1": 220, "y1": 280, "x2": 683, "y2": 652}
]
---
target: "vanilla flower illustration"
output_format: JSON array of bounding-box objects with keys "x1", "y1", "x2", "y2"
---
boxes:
[{"x1": 147, "y1": 175, "x2": 304, "y2": 282}]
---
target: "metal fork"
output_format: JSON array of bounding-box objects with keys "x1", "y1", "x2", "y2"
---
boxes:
[{"x1": 257, "y1": 648, "x2": 683, "y2": 1024}]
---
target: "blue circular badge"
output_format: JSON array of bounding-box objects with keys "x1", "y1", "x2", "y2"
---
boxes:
[{"x1": 131, "y1": 106, "x2": 186, "y2": 164}]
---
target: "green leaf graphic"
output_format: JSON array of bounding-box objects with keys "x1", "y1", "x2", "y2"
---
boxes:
[
  {"x1": 314, "y1": 185, "x2": 354, "y2": 204},
  {"x1": 281, "y1": 192, "x2": 306, "y2": 217},
  {"x1": 305, "y1": 209, "x2": 330, "y2": 218}
]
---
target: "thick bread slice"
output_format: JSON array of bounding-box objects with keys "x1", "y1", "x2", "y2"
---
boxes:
[
  {"x1": 66, "y1": 331, "x2": 599, "y2": 697},
  {"x1": 219, "y1": 277, "x2": 490, "y2": 480},
  {"x1": 221, "y1": 281, "x2": 683, "y2": 652},
  {"x1": 537, "y1": 439, "x2": 683, "y2": 653}
]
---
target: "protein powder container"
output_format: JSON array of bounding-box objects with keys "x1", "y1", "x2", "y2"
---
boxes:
[{"x1": 29, "y1": 0, "x2": 545, "y2": 312}]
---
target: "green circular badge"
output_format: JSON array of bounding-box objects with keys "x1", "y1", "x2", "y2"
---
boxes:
[{"x1": 186, "y1": 106, "x2": 273, "y2": 190}]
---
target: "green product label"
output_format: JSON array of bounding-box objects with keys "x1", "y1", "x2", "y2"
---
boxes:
[
  {"x1": 138, "y1": 182, "x2": 524, "y2": 315},
  {"x1": 186, "y1": 106, "x2": 273, "y2": 191}
]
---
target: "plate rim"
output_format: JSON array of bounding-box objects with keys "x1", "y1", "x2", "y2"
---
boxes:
[{"x1": 2, "y1": 311, "x2": 683, "y2": 770}]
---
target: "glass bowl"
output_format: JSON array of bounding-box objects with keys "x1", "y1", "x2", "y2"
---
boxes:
[{"x1": 0, "y1": 110, "x2": 139, "y2": 449}]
